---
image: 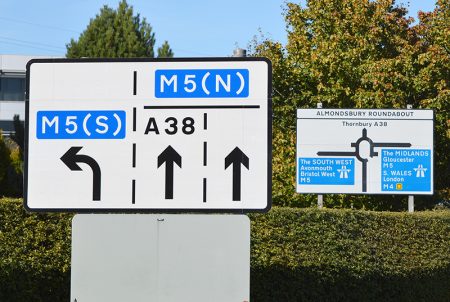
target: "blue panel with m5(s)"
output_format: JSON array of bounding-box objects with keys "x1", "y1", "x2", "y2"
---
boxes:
[{"x1": 36, "y1": 110, "x2": 126, "y2": 139}]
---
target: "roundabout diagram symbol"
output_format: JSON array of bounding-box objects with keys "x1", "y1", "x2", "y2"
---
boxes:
[{"x1": 317, "y1": 128, "x2": 411, "y2": 192}]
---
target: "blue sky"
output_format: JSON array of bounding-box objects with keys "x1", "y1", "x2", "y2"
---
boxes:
[{"x1": 0, "y1": 0, "x2": 437, "y2": 58}]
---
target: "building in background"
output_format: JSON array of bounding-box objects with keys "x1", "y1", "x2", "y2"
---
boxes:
[{"x1": 0, "y1": 55, "x2": 51, "y2": 136}]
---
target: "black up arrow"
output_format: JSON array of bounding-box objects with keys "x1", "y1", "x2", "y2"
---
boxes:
[
  {"x1": 225, "y1": 147, "x2": 249, "y2": 201},
  {"x1": 157, "y1": 145, "x2": 182, "y2": 199},
  {"x1": 60, "y1": 146, "x2": 101, "y2": 201}
]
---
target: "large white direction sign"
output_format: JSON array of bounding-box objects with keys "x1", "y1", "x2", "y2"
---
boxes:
[
  {"x1": 25, "y1": 58, "x2": 271, "y2": 212},
  {"x1": 297, "y1": 109, "x2": 433, "y2": 194}
]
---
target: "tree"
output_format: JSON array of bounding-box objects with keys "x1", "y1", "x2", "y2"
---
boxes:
[
  {"x1": 66, "y1": 0, "x2": 173, "y2": 58},
  {"x1": 252, "y1": 0, "x2": 449, "y2": 210},
  {"x1": 0, "y1": 132, "x2": 11, "y2": 196},
  {"x1": 157, "y1": 41, "x2": 174, "y2": 58},
  {"x1": 413, "y1": 0, "x2": 450, "y2": 200},
  {"x1": 10, "y1": 115, "x2": 24, "y2": 160}
]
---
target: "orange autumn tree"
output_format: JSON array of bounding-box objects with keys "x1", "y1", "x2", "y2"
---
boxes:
[{"x1": 253, "y1": 0, "x2": 449, "y2": 210}]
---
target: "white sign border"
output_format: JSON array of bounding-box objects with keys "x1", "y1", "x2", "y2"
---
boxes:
[{"x1": 24, "y1": 57, "x2": 272, "y2": 213}]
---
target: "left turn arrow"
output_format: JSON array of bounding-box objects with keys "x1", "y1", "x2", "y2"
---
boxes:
[{"x1": 60, "y1": 146, "x2": 101, "y2": 201}]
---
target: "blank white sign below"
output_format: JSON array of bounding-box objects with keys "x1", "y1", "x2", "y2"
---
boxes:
[{"x1": 71, "y1": 214, "x2": 250, "y2": 302}]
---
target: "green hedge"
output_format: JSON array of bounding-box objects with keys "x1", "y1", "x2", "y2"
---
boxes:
[
  {"x1": 250, "y1": 208, "x2": 450, "y2": 301},
  {"x1": 1, "y1": 198, "x2": 449, "y2": 301},
  {"x1": 0, "y1": 199, "x2": 72, "y2": 301}
]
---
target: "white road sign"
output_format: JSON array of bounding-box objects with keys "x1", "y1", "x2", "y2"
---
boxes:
[
  {"x1": 297, "y1": 109, "x2": 433, "y2": 194},
  {"x1": 25, "y1": 58, "x2": 271, "y2": 212}
]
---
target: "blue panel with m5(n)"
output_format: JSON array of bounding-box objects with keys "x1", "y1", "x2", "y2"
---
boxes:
[{"x1": 155, "y1": 69, "x2": 249, "y2": 98}]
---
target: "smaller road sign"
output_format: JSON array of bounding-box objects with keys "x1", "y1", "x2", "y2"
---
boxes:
[{"x1": 297, "y1": 109, "x2": 433, "y2": 195}]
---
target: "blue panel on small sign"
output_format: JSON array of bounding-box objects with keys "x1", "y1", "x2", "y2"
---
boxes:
[
  {"x1": 155, "y1": 69, "x2": 249, "y2": 98},
  {"x1": 36, "y1": 110, "x2": 126, "y2": 139},
  {"x1": 298, "y1": 158, "x2": 355, "y2": 185},
  {"x1": 381, "y1": 149, "x2": 431, "y2": 192}
]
